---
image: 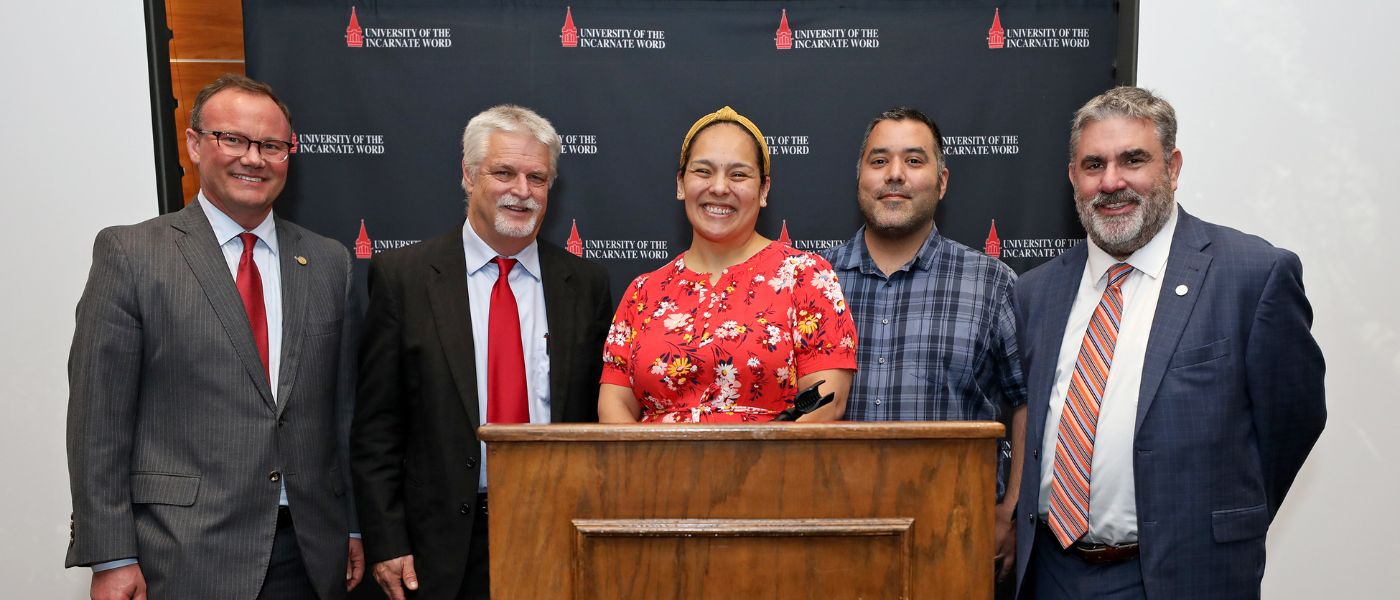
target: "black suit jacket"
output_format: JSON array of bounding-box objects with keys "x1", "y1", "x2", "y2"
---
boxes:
[{"x1": 350, "y1": 226, "x2": 611, "y2": 598}]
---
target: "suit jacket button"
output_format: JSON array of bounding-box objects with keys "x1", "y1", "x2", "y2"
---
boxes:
[
  {"x1": 459, "y1": 503, "x2": 471, "y2": 515},
  {"x1": 1026, "y1": 513, "x2": 1035, "y2": 524},
  {"x1": 269, "y1": 471, "x2": 282, "y2": 482},
  {"x1": 466, "y1": 457, "x2": 477, "y2": 469}
]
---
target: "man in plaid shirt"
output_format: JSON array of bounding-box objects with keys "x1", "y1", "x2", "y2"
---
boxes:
[{"x1": 822, "y1": 107, "x2": 1027, "y2": 588}]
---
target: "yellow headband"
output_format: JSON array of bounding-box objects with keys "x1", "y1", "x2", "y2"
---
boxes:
[{"x1": 679, "y1": 106, "x2": 770, "y2": 174}]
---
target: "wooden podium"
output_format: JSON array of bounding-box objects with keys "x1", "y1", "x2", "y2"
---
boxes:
[{"x1": 478, "y1": 422, "x2": 1003, "y2": 600}]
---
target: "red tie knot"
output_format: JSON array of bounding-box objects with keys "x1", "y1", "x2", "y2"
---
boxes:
[
  {"x1": 238, "y1": 232, "x2": 259, "y2": 254},
  {"x1": 495, "y1": 257, "x2": 517, "y2": 280}
]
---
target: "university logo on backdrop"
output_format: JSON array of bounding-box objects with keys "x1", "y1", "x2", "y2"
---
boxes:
[
  {"x1": 980, "y1": 218, "x2": 1078, "y2": 260},
  {"x1": 772, "y1": 220, "x2": 846, "y2": 254},
  {"x1": 291, "y1": 131, "x2": 388, "y2": 156},
  {"x1": 985, "y1": 7, "x2": 1091, "y2": 50},
  {"x1": 565, "y1": 219, "x2": 671, "y2": 262},
  {"x1": 559, "y1": 6, "x2": 667, "y2": 50},
  {"x1": 773, "y1": 8, "x2": 880, "y2": 50},
  {"x1": 352, "y1": 219, "x2": 419, "y2": 259},
  {"x1": 345, "y1": 6, "x2": 453, "y2": 49}
]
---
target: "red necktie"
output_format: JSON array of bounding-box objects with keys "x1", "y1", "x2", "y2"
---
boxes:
[
  {"x1": 1046, "y1": 262, "x2": 1134, "y2": 548},
  {"x1": 487, "y1": 257, "x2": 529, "y2": 423},
  {"x1": 236, "y1": 232, "x2": 270, "y2": 379}
]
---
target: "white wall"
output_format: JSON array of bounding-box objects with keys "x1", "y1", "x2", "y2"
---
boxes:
[
  {"x1": 1139, "y1": 1, "x2": 1399, "y2": 597},
  {"x1": 3, "y1": 1, "x2": 1392, "y2": 597},
  {"x1": 0, "y1": 1, "x2": 155, "y2": 594}
]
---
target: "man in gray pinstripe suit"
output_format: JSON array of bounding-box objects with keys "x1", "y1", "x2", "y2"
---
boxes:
[{"x1": 66, "y1": 74, "x2": 364, "y2": 599}]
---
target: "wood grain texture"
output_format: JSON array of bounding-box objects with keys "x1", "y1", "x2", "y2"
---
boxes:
[
  {"x1": 167, "y1": 0, "x2": 245, "y2": 203},
  {"x1": 481, "y1": 422, "x2": 1001, "y2": 600}
]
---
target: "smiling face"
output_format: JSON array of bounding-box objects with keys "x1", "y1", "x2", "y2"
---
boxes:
[
  {"x1": 1069, "y1": 116, "x2": 1182, "y2": 258},
  {"x1": 185, "y1": 89, "x2": 292, "y2": 229},
  {"x1": 464, "y1": 130, "x2": 553, "y2": 256},
  {"x1": 857, "y1": 119, "x2": 947, "y2": 241},
  {"x1": 676, "y1": 123, "x2": 771, "y2": 248}
]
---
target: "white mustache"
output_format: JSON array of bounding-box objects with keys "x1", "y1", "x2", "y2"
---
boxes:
[{"x1": 497, "y1": 195, "x2": 540, "y2": 211}]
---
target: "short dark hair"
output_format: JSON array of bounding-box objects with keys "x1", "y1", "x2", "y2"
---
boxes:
[
  {"x1": 857, "y1": 107, "x2": 945, "y2": 174},
  {"x1": 189, "y1": 73, "x2": 292, "y2": 131}
]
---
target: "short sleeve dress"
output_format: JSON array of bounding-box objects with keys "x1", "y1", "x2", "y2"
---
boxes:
[{"x1": 601, "y1": 242, "x2": 858, "y2": 422}]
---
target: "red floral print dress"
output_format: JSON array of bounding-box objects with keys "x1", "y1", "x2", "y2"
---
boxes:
[{"x1": 601, "y1": 242, "x2": 858, "y2": 422}]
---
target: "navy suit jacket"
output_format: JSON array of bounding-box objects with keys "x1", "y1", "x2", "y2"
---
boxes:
[{"x1": 1013, "y1": 208, "x2": 1325, "y2": 598}]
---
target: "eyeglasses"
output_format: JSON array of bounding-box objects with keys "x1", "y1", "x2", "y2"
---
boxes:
[{"x1": 195, "y1": 129, "x2": 293, "y2": 162}]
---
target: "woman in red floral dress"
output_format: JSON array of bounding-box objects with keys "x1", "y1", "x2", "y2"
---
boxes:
[{"x1": 598, "y1": 107, "x2": 857, "y2": 423}]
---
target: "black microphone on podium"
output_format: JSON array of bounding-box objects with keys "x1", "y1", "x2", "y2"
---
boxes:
[{"x1": 770, "y1": 379, "x2": 834, "y2": 421}]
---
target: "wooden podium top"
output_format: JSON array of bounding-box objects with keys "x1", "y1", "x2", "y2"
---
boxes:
[{"x1": 478, "y1": 421, "x2": 1004, "y2": 442}]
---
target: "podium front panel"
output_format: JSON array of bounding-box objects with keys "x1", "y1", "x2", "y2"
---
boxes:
[{"x1": 481, "y1": 422, "x2": 1002, "y2": 599}]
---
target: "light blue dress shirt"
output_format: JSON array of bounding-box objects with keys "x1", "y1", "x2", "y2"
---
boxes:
[{"x1": 461, "y1": 220, "x2": 552, "y2": 492}]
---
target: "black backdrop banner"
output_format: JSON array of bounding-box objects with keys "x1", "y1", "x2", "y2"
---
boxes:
[{"x1": 244, "y1": 0, "x2": 1118, "y2": 299}]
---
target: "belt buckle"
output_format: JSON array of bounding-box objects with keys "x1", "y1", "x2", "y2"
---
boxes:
[{"x1": 1071, "y1": 540, "x2": 1139, "y2": 564}]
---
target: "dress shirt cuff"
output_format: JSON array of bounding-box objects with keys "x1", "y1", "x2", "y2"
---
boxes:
[
  {"x1": 349, "y1": 532, "x2": 362, "y2": 539},
  {"x1": 93, "y1": 558, "x2": 138, "y2": 572}
]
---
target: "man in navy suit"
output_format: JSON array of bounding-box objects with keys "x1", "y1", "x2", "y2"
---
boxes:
[{"x1": 1013, "y1": 87, "x2": 1325, "y2": 599}]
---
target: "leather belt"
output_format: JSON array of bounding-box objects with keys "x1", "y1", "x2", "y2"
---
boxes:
[
  {"x1": 1040, "y1": 523, "x2": 1138, "y2": 564},
  {"x1": 1067, "y1": 539, "x2": 1139, "y2": 564}
]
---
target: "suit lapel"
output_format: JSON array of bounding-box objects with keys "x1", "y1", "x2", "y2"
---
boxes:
[
  {"x1": 425, "y1": 235, "x2": 482, "y2": 431},
  {"x1": 1026, "y1": 245, "x2": 1088, "y2": 450},
  {"x1": 538, "y1": 244, "x2": 576, "y2": 423},
  {"x1": 171, "y1": 202, "x2": 276, "y2": 411},
  {"x1": 274, "y1": 220, "x2": 306, "y2": 415},
  {"x1": 1135, "y1": 209, "x2": 1212, "y2": 436}
]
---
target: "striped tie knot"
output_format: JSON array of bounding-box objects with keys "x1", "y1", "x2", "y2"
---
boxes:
[{"x1": 1106, "y1": 262, "x2": 1134, "y2": 288}]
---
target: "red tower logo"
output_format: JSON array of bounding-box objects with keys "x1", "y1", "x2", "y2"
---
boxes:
[
  {"x1": 984, "y1": 219, "x2": 1002, "y2": 258},
  {"x1": 775, "y1": 9, "x2": 792, "y2": 50},
  {"x1": 355, "y1": 219, "x2": 372, "y2": 259},
  {"x1": 566, "y1": 219, "x2": 583, "y2": 257},
  {"x1": 289, "y1": 132, "x2": 298, "y2": 155},
  {"x1": 346, "y1": 7, "x2": 364, "y2": 48},
  {"x1": 561, "y1": 7, "x2": 578, "y2": 48},
  {"x1": 987, "y1": 8, "x2": 1005, "y2": 49},
  {"x1": 778, "y1": 220, "x2": 792, "y2": 246}
]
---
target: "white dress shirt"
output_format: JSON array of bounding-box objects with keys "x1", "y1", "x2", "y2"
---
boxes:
[
  {"x1": 1038, "y1": 204, "x2": 1178, "y2": 544},
  {"x1": 461, "y1": 220, "x2": 551, "y2": 491}
]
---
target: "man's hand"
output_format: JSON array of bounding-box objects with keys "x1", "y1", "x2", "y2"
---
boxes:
[
  {"x1": 346, "y1": 538, "x2": 365, "y2": 591},
  {"x1": 994, "y1": 501, "x2": 1017, "y2": 582},
  {"x1": 372, "y1": 554, "x2": 419, "y2": 600},
  {"x1": 91, "y1": 564, "x2": 146, "y2": 600}
]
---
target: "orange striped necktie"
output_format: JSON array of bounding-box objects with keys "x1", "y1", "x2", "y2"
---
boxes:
[{"x1": 1046, "y1": 262, "x2": 1134, "y2": 548}]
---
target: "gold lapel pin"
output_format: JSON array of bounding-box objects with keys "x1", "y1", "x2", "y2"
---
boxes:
[{"x1": 295, "y1": 256, "x2": 308, "y2": 266}]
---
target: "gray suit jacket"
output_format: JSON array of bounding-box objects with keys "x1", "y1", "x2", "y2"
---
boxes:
[{"x1": 66, "y1": 200, "x2": 359, "y2": 600}]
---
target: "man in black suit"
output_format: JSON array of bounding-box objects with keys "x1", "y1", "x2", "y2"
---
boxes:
[{"x1": 351, "y1": 105, "x2": 612, "y2": 600}]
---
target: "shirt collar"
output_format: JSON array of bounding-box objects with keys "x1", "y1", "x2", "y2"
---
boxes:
[
  {"x1": 198, "y1": 192, "x2": 279, "y2": 257},
  {"x1": 461, "y1": 219, "x2": 541, "y2": 281},
  {"x1": 833, "y1": 224, "x2": 942, "y2": 276},
  {"x1": 1085, "y1": 202, "x2": 1178, "y2": 285}
]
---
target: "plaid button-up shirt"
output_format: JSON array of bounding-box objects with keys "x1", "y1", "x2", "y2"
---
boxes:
[{"x1": 823, "y1": 226, "x2": 1027, "y2": 498}]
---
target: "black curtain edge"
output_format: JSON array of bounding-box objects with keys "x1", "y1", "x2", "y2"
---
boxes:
[{"x1": 146, "y1": 0, "x2": 184, "y2": 214}]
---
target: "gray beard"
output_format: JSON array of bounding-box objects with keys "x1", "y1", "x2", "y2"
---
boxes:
[
  {"x1": 492, "y1": 195, "x2": 541, "y2": 238},
  {"x1": 1076, "y1": 185, "x2": 1173, "y2": 258}
]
